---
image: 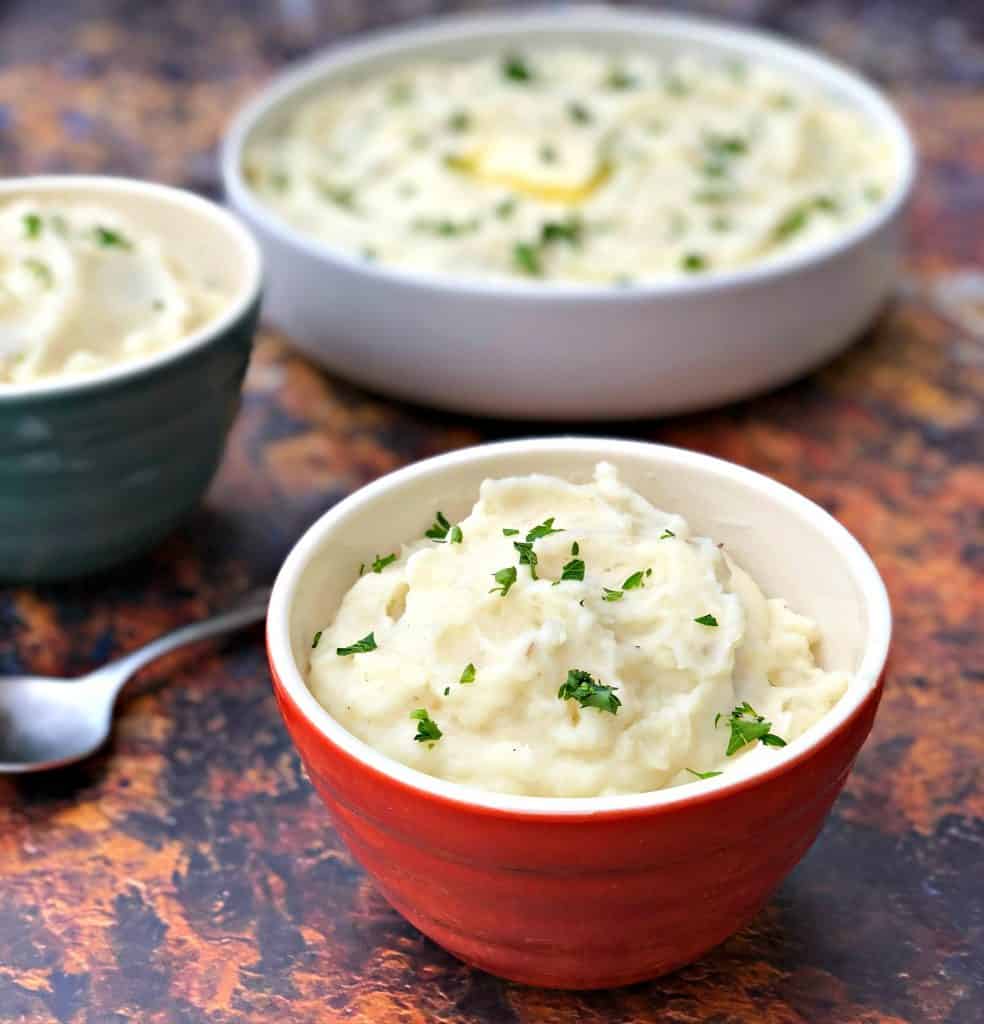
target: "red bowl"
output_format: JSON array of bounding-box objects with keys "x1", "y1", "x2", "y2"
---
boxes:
[{"x1": 266, "y1": 439, "x2": 891, "y2": 989}]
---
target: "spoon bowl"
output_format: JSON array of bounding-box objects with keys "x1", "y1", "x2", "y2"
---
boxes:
[
  {"x1": 0, "y1": 589, "x2": 269, "y2": 773},
  {"x1": 0, "y1": 675, "x2": 117, "y2": 771}
]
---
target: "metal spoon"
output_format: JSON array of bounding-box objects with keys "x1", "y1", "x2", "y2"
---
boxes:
[{"x1": 0, "y1": 588, "x2": 270, "y2": 774}]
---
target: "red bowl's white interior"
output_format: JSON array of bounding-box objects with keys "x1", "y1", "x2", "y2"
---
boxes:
[{"x1": 267, "y1": 439, "x2": 891, "y2": 814}]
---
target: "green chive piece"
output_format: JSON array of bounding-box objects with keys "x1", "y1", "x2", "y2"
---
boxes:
[
  {"x1": 337, "y1": 633, "x2": 377, "y2": 656},
  {"x1": 93, "y1": 225, "x2": 131, "y2": 248},
  {"x1": 502, "y1": 54, "x2": 533, "y2": 82},
  {"x1": 717, "y1": 702, "x2": 786, "y2": 756},
  {"x1": 558, "y1": 669, "x2": 621, "y2": 714},
  {"x1": 410, "y1": 708, "x2": 442, "y2": 743},
  {"x1": 490, "y1": 566, "x2": 517, "y2": 596}
]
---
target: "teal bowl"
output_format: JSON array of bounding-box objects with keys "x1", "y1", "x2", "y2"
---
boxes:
[{"x1": 0, "y1": 177, "x2": 262, "y2": 582}]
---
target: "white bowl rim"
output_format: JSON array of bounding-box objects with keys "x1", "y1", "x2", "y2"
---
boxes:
[
  {"x1": 223, "y1": 4, "x2": 917, "y2": 302},
  {"x1": 0, "y1": 175, "x2": 263, "y2": 402},
  {"x1": 267, "y1": 437, "x2": 893, "y2": 817}
]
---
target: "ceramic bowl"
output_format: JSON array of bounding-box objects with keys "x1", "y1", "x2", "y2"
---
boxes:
[
  {"x1": 266, "y1": 438, "x2": 892, "y2": 988},
  {"x1": 223, "y1": 6, "x2": 915, "y2": 420},
  {"x1": 0, "y1": 176, "x2": 262, "y2": 582}
]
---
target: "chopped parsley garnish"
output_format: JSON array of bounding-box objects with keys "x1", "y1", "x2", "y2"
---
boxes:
[
  {"x1": 541, "y1": 218, "x2": 582, "y2": 246},
  {"x1": 269, "y1": 170, "x2": 289, "y2": 192},
  {"x1": 864, "y1": 184, "x2": 884, "y2": 203},
  {"x1": 442, "y1": 153, "x2": 469, "y2": 172},
  {"x1": 514, "y1": 218, "x2": 583, "y2": 276},
  {"x1": 571, "y1": 541, "x2": 580, "y2": 556},
  {"x1": 567, "y1": 100, "x2": 593, "y2": 124},
  {"x1": 694, "y1": 613, "x2": 719, "y2": 626},
  {"x1": 426, "y1": 511, "x2": 451, "y2": 539},
  {"x1": 602, "y1": 588, "x2": 623, "y2": 602},
  {"x1": 336, "y1": 632, "x2": 377, "y2": 656},
  {"x1": 558, "y1": 669, "x2": 621, "y2": 715},
  {"x1": 387, "y1": 80, "x2": 413, "y2": 105},
  {"x1": 773, "y1": 197, "x2": 839, "y2": 242},
  {"x1": 23, "y1": 213, "x2": 42, "y2": 239},
  {"x1": 443, "y1": 686, "x2": 450, "y2": 696},
  {"x1": 539, "y1": 143, "x2": 558, "y2": 164},
  {"x1": 526, "y1": 518, "x2": 563, "y2": 542},
  {"x1": 513, "y1": 540, "x2": 539, "y2": 580},
  {"x1": 460, "y1": 663, "x2": 476, "y2": 684},
  {"x1": 660, "y1": 529, "x2": 675, "y2": 539},
  {"x1": 371, "y1": 553, "x2": 397, "y2": 573},
  {"x1": 502, "y1": 528, "x2": 519, "y2": 536},
  {"x1": 316, "y1": 183, "x2": 356, "y2": 210},
  {"x1": 410, "y1": 708, "x2": 442, "y2": 744},
  {"x1": 718, "y1": 702, "x2": 787, "y2": 756},
  {"x1": 447, "y1": 110, "x2": 471, "y2": 132},
  {"x1": 708, "y1": 135, "x2": 747, "y2": 157},
  {"x1": 413, "y1": 216, "x2": 479, "y2": 238},
  {"x1": 664, "y1": 75, "x2": 689, "y2": 96},
  {"x1": 426, "y1": 511, "x2": 461, "y2": 542},
  {"x1": 513, "y1": 241, "x2": 542, "y2": 276},
  {"x1": 681, "y1": 252, "x2": 707, "y2": 273},
  {"x1": 502, "y1": 54, "x2": 533, "y2": 82},
  {"x1": 622, "y1": 570, "x2": 649, "y2": 590},
  {"x1": 605, "y1": 68, "x2": 637, "y2": 90},
  {"x1": 687, "y1": 768, "x2": 723, "y2": 780},
  {"x1": 93, "y1": 225, "x2": 131, "y2": 249},
  {"x1": 774, "y1": 208, "x2": 809, "y2": 240},
  {"x1": 311, "y1": 630, "x2": 323, "y2": 649},
  {"x1": 556, "y1": 557, "x2": 585, "y2": 584},
  {"x1": 24, "y1": 258, "x2": 53, "y2": 287},
  {"x1": 693, "y1": 189, "x2": 732, "y2": 205},
  {"x1": 490, "y1": 566, "x2": 518, "y2": 596},
  {"x1": 494, "y1": 198, "x2": 517, "y2": 220}
]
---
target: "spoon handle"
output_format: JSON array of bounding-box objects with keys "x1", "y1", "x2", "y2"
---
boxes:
[{"x1": 89, "y1": 587, "x2": 271, "y2": 697}]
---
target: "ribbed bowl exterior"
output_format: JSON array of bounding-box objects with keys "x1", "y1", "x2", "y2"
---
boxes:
[
  {"x1": 0, "y1": 297, "x2": 259, "y2": 582},
  {"x1": 272, "y1": 661, "x2": 884, "y2": 989}
]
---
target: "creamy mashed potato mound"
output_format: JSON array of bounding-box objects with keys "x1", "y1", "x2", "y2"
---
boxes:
[
  {"x1": 247, "y1": 47, "x2": 897, "y2": 284},
  {"x1": 0, "y1": 199, "x2": 227, "y2": 385},
  {"x1": 307, "y1": 464, "x2": 850, "y2": 796}
]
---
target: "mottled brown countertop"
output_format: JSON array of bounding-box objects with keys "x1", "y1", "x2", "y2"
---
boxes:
[{"x1": 0, "y1": 2, "x2": 981, "y2": 1022}]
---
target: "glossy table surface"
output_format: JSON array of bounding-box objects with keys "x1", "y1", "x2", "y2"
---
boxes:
[{"x1": 0, "y1": 2, "x2": 981, "y2": 1022}]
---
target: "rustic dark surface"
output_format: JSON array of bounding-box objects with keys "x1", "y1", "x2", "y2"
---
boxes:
[{"x1": 0, "y1": 2, "x2": 982, "y2": 1022}]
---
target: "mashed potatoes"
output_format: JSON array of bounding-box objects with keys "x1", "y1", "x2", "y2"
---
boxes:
[
  {"x1": 246, "y1": 47, "x2": 897, "y2": 284},
  {"x1": 307, "y1": 463, "x2": 849, "y2": 796},
  {"x1": 0, "y1": 199, "x2": 227, "y2": 385}
]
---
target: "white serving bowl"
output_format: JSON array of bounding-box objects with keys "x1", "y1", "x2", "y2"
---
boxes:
[{"x1": 223, "y1": 7, "x2": 916, "y2": 420}]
